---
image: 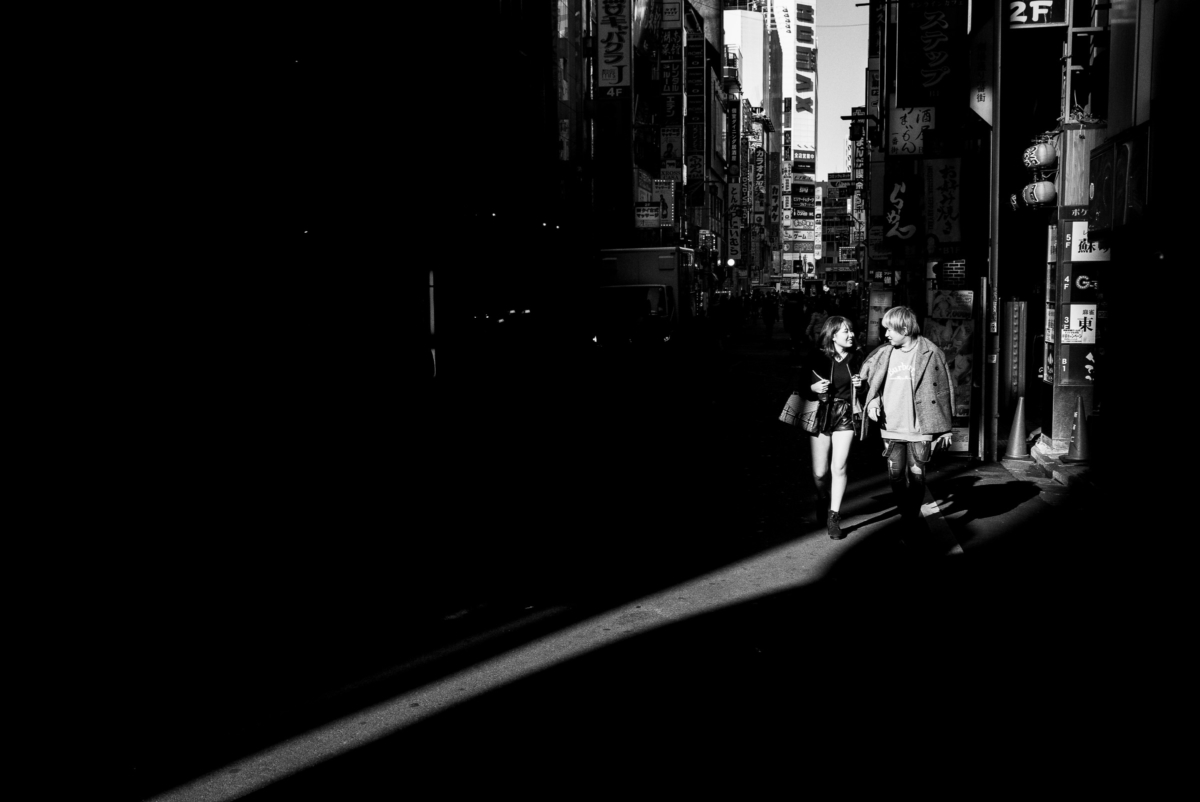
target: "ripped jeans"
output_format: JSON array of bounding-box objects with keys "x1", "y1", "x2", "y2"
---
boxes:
[{"x1": 882, "y1": 439, "x2": 931, "y2": 520}]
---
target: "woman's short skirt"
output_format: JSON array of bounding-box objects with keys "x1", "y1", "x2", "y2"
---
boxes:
[{"x1": 811, "y1": 396, "x2": 857, "y2": 436}]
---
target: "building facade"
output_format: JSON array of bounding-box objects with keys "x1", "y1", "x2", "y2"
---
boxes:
[{"x1": 851, "y1": 0, "x2": 1173, "y2": 461}]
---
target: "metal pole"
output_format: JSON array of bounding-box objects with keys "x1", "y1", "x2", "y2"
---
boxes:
[
  {"x1": 986, "y1": 0, "x2": 1002, "y2": 462},
  {"x1": 976, "y1": 276, "x2": 988, "y2": 461}
]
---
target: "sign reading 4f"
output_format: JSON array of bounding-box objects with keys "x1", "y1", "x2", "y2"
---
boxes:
[{"x1": 1008, "y1": 0, "x2": 1066, "y2": 28}]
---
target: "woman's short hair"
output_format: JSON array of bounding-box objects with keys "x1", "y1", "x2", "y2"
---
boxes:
[
  {"x1": 819, "y1": 315, "x2": 853, "y2": 357},
  {"x1": 881, "y1": 306, "x2": 921, "y2": 337}
]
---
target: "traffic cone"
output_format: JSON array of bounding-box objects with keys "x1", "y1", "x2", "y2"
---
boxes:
[
  {"x1": 1061, "y1": 396, "x2": 1091, "y2": 463},
  {"x1": 1004, "y1": 396, "x2": 1029, "y2": 459}
]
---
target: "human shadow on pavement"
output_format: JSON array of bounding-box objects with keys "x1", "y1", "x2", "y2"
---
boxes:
[{"x1": 930, "y1": 473, "x2": 1047, "y2": 548}]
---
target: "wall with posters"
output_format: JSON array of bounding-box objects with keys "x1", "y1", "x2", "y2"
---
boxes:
[{"x1": 925, "y1": 284, "x2": 974, "y2": 452}]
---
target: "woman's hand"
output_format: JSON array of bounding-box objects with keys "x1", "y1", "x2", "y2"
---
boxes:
[
  {"x1": 811, "y1": 380, "x2": 831, "y2": 395},
  {"x1": 851, "y1": 373, "x2": 862, "y2": 388}
]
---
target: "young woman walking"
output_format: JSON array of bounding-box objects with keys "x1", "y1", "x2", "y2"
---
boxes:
[{"x1": 795, "y1": 315, "x2": 866, "y2": 539}]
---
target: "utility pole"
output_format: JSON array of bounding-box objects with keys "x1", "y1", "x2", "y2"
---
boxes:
[{"x1": 985, "y1": 0, "x2": 1002, "y2": 461}]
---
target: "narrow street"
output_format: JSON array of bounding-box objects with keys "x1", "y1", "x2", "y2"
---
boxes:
[{"x1": 135, "y1": 323, "x2": 1114, "y2": 801}]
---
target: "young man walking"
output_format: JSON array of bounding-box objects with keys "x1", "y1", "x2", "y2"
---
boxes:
[{"x1": 860, "y1": 306, "x2": 954, "y2": 536}]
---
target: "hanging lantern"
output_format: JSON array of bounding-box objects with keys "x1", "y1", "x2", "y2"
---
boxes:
[
  {"x1": 1034, "y1": 141, "x2": 1058, "y2": 168},
  {"x1": 1022, "y1": 141, "x2": 1059, "y2": 169},
  {"x1": 1021, "y1": 180, "x2": 1057, "y2": 206}
]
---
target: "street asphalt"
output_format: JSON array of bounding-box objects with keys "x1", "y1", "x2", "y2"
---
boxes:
[{"x1": 134, "y1": 323, "x2": 1126, "y2": 801}]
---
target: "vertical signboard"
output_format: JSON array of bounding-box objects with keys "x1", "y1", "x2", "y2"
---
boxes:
[
  {"x1": 883, "y1": 159, "x2": 923, "y2": 244},
  {"x1": 741, "y1": 118, "x2": 751, "y2": 224},
  {"x1": 923, "y1": 157, "x2": 961, "y2": 246},
  {"x1": 769, "y1": 154, "x2": 781, "y2": 228},
  {"x1": 597, "y1": 0, "x2": 631, "y2": 99},
  {"x1": 1066, "y1": 219, "x2": 1111, "y2": 262},
  {"x1": 866, "y1": 68, "x2": 881, "y2": 129},
  {"x1": 685, "y1": 11, "x2": 704, "y2": 194},
  {"x1": 1043, "y1": 303, "x2": 1056, "y2": 383},
  {"x1": 653, "y1": 179, "x2": 675, "y2": 228},
  {"x1": 867, "y1": 0, "x2": 884, "y2": 59},
  {"x1": 752, "y1": 144, "x2": 765, "y2": 222},
  {"x1": 661, "y1": 126, "x2": 682, "y2": 169},
  {"x1": 727, "y1": 102, "x2": 740, "y2": 172},
  {"x1": 794, "y1": 4, "x2": 817, "y2": 177},
  {"x1": 1059, "y1": 304, "x2": 1097, "y2": 345},
  {"x1": 895, "y1": 0, "x2": 967, "y2": 108},
  {"x1": 661, "y1": 23, "x2": 683, "y2": 124},
  {"x1": 728, "y1": 208, "x2": 742, "y2": 260},
  {"x1": 889, "y1": 107, "x2": 935, "y2": 155},
  {"x1": 660, "y1": 0, "x2": 683, "y2": 190},
  {"x1": 969, "y1": 16, "x2": 994, "y2": 125}
]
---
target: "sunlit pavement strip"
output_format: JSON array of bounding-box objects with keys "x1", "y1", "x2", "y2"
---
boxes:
[{"x1": 152, "y1": 498, "x2": 961, "y2": 802}]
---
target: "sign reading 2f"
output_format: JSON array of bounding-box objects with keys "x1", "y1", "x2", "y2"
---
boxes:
[{"x1": 1008, "y1": 0, "x2": 1066, "y2": 27}]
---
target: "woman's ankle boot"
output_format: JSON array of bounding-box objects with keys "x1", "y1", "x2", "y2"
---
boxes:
[{"x1": 827, "y1": 509, "x2": 845, "y2": 540}]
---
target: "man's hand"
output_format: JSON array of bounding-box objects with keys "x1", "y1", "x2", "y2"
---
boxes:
[{"x1": 934, "y1": 432, "x2": 953, "y2": 451}]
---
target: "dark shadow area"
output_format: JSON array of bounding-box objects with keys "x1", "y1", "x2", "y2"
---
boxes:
[
  {"x1": 932, "y1": 474, "x2": 1043, "y2": 547},
  {"x1": 112, "y1": 319, "x2": 1113, "y2": 800},
  {"x1": 100, "y1": 246, "x2": 1113, "y2": 802},
  {"x1": 113, "y1": 334, "x2": 805, "y2": 799},
  {"x1": 236, "y1": 510, "x2": 1118, "y2": 799}
]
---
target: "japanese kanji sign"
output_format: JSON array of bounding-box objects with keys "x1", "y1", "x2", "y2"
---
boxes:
[
  {"x1": 924, "y1": 158, "x2": 961, "y2": 243},
  {"x1": 1060, "y1": 304, "x2": 1097, "y2": 344},
  {"x1": 890, "y1": 107, "x2": 935, "y2": 155},
  {"x1": 896, "y1": 0, "x2": 967, "y2": 107},
  {"x1": 597, "y1": 0, "x2": 631, "y2": 96}
]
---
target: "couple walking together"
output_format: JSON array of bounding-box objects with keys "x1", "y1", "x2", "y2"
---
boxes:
[{"x1": 793, "y1": 306, "x2": 955, "y2": 541}]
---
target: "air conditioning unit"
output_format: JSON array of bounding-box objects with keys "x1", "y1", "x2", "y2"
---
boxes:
[{"x1": 722, "y1": 66, "x2": 739, "y2": 84}]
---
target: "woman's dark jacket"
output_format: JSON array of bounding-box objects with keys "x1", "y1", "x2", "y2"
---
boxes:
[{"x1": 792, "y1": 347, "x2": 868, "y2": 405}]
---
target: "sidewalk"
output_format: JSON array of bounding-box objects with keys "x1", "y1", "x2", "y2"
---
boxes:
[{"x1": 923, "y1": 446, "x2": 1101, "y2": 554}]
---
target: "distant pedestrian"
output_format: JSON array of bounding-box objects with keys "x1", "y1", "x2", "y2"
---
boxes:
[
  {"x1": 795, "y1": 315, "x2": 866, "y2": 540},
  {"x1": 761, "y1": 294, "x2": 777, "y2": 337},
  {"x1": 805, "y1": 301, "x2": 829, "y2": 345},
  {"x1": 860, "y1": 306, "x2": 955, "y2": 538}
]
